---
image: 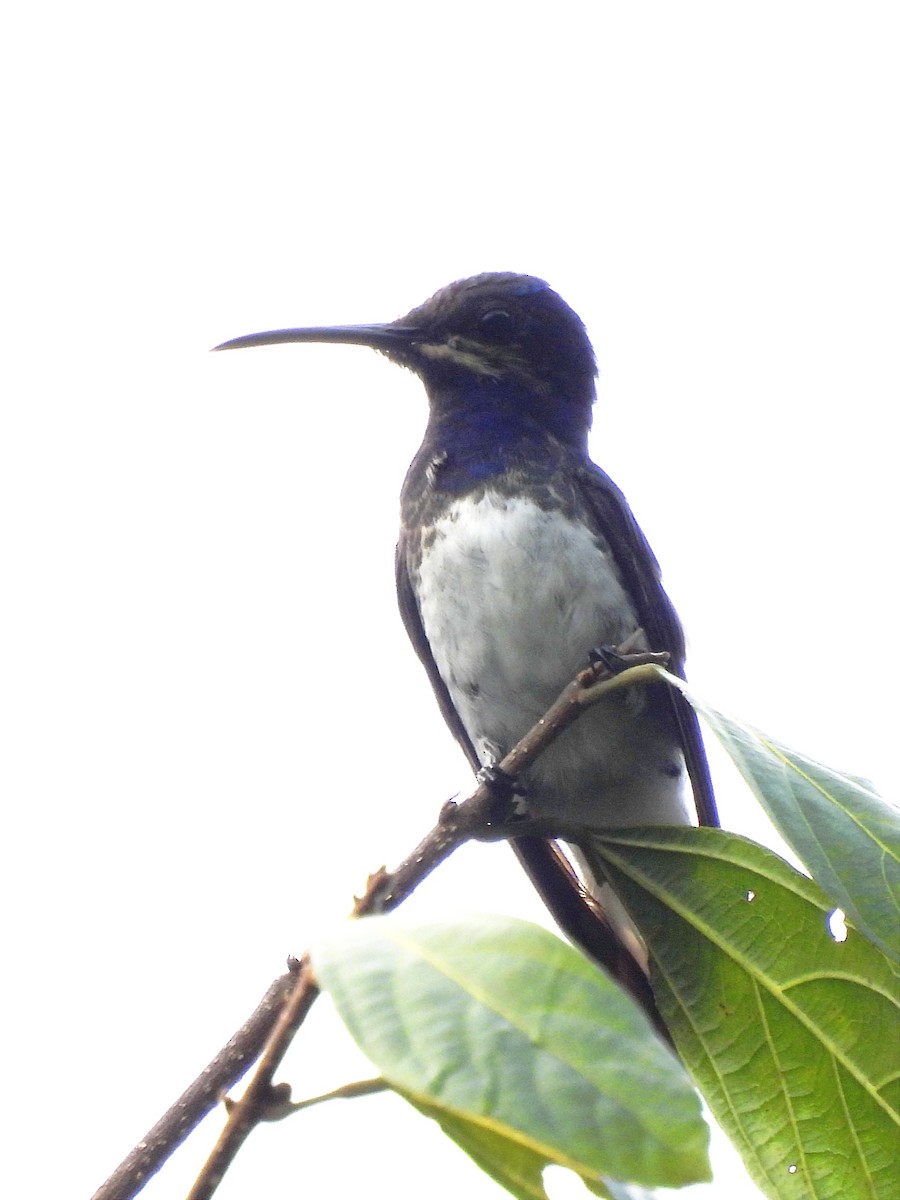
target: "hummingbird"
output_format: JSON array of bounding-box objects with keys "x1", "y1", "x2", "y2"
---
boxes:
[{"x1": 215, "y1": 273, "x2": 718, "y2": 1020}]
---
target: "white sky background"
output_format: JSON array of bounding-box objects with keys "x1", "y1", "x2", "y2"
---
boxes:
[{"x1": 2, "y1": 3, "x2": 897, "y2": 1198}]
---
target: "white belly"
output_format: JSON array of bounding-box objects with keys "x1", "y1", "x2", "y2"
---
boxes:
[{"x1": 414, "y1": 490, "x2": 690, "y2": 829}]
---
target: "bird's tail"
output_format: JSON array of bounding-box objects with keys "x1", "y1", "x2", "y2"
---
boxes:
[{"x1": 511, "y1": 835, "x2": 667, "y2": 1041}]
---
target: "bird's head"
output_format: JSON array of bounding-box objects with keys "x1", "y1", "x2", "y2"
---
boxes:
[{"x1": 215, "y1": 273, "x2": 598, "y2": 445}]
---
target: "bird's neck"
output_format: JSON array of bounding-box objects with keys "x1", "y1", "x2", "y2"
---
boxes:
[{"x1": 417, "y1": 378, "x2": 590, "y2": 491}]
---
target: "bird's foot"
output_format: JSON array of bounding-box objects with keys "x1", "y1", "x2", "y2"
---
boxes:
[
  {"x1": 589, "y1": 643, "x2": 632, "y2": 675},
  {"x1": 583, "y1": 630, "x2": 670, "y2": 684},
  {"x1": 475, "y1": 762, "x2": 528, "y2": 828}
]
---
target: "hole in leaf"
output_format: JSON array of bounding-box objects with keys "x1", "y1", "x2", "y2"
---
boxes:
[
  {"x1": 745, "y1": 889, "x2": 756, "y2": 902},
  {"x1": 827, "y1": 908, "x2": 848, "y2": 942},
  {"x1": 788, "y1": 1165, "x2": 797, "y2": 1175}
]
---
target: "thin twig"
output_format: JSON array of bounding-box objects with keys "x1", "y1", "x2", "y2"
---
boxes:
[
  {"x1": 93, "y1": 652, "x2": 669, "y2": 1200},
  {"x1": 185, "y1": 958, "x2": 320, "y2": 1200},
  {"x1": 354, "y1": 651, "x2": 669, "y2": 914},
  {"x1": 262, "y1": 1077, "x2": 388, "y2": 1118},
  {"x1": 91, "y1": 968, "x2": 300, "y2": 1200}
]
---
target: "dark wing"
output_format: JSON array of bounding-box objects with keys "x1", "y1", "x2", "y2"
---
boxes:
[
  {"x1": 574, "y1": 462, "x2": 719, "y2": 829},
  {"x1": 395, "y1": 533, "x2": 673, "y2": 1032}
]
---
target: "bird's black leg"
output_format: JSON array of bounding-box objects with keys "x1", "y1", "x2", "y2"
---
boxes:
[
  {"x1": 475, "y1": 761, "x2": 528, "y2": 826},
  {"x1": 589, "y1": 643, "x2": 632, "y2": 675},
  {"x1": 588, "y1": 628, "x2": 658, "y2": 677}
]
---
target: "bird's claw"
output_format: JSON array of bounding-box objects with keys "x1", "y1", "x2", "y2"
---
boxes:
[
  {"x1": 587, "y1": 629, "x2": 660, "y2": 679},
  {"x1": 476, "y1": 763, "x2": 527, "y2": 825},
  {"x1": 589, "y1": 643, "x2": 630, "y2": 674}
]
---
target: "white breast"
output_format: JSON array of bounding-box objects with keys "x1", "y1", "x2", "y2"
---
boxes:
[{"x1": 414, "y1": 489, "x2": 689, "y2": 829}]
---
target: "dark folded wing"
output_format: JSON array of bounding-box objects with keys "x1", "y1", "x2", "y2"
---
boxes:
[{"x1": 573, "y1": 462, "x2": 719, "y2": 829}]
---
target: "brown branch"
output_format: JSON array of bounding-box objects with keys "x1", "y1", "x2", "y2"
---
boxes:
[
  {"x1": 185, "y1": 957, "x2": 320, "y2": 1200},
  {"x1": 354, "y1": 649, "x2": 670, "y2": 915},
  {"x1": 92, "y1": 650, "x2": 669, "y2": 1200},
  {"x1": 91, "y1": 968, "x2": 300, "y2": 1200}
]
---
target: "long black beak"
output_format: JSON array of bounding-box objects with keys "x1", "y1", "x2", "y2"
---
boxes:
[{"x1": 212, "y1": 323, "x2": 419, "y2": 353}]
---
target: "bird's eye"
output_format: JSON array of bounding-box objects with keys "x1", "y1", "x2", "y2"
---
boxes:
[{"x1": 478, "y1": 308, "x2": 516, "y2": 342}]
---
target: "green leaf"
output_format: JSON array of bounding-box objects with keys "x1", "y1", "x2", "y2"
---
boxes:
[
  {"x1": 590, "y1": 826, "x2": 900, "y2": 1200},
  {"x1": 661, "y1": 668, "x2": 900, "y2": 962},
  {"x1": 396, "y1": 1094, "x2": 608, "y2": 1200},
  {"x1": 312, "y1": 912, "x2": 710, "y2": 1198}
]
